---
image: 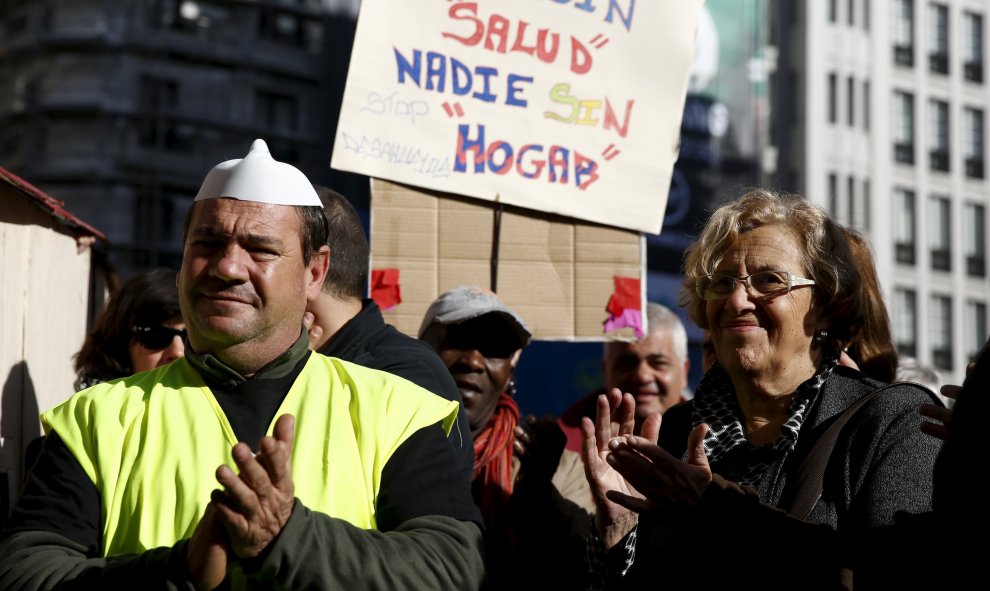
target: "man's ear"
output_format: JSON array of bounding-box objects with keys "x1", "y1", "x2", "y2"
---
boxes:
[
  {"x1": 305, "y1": 245, "x2": 330, "y2": 302},
  {"x1": 510, "y1": 348, "x2": 523, "y2": 369}
]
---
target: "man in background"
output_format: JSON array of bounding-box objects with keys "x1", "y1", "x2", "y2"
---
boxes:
[
  {"x1": 559, "y1": 302, "x2": 690, "y2": 452},
  {"x1": 304, "y1": 186, "x2": 473, "y2": 476}
]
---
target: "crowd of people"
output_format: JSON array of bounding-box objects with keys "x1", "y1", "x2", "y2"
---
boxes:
[{"x1": 0, "y1": 139, "x2": 977, "y2": 589}]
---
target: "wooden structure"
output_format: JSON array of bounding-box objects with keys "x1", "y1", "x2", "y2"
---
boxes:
[{"x1": 0, "y1": 166, "x2": 107, "y2": 521}]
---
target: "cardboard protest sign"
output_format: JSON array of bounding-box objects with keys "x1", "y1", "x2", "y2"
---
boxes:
[
  {"x1": 332, "y1": 0, "x2": 704, "y2": 234},
  {"x1": 370, "y1": 179, "x2": 644, "y2": 340}
]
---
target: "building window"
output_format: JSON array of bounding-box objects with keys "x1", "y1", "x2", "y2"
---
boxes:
[
  {"x1": 863, "y1": 0, "x2": 870, "y2": 31},
  {"x1": 965, "y1": 107, "x2": 985, "y2": 178},
  {"x1": 894, "y1": 0, "x2": 915, "y2": 66},
  {"x1": 828, "y1": 173, "x2": 839, "y2": 217},
  {"x1": 828, "y1": 73, "x2": 838, "y2": 124},
  {"x1": 893, "y1": 90, "x2": 915, "y2": 163},
  {"x1": 787, "y1": 71, "x2": 799, "y2": 125},
  {"x1": 847, "y1": 0, "x2": 855, "y2": 26},
  {"x1": 259, "y1": 7, "x2": 302, "y2": 45},
  {"x1": 931, "y1": 295, "x2": 953, "y2": 370},
  {"x1": 136, "y1": 191, "x2": 175, "y2": 258},
  {"x1": 138, "y1": 76, "x2": 192, "y2": 152},
  {"x1": 895, "y1": 188, "x2": 916, "y2": 264},
  {"x1": 846, "y1": 76, "x2": 855, "y2": 126},
  {"x1": 965, "y1": 300, "x2": 988, "y2": 361},
  {"x1": 894, "y1": 288, "x2": 918, "y2": 357},
  {"x1": 963, "y1": 12, "x2": 984, "y2": 83},
  {"x1": 829, "y1": 0, "x2": 838, "y2": 23},
  {"x1": 929, "y1": 195, "x2": 951, "y2": 271},
  {"x1": 2, "y1": 10, "x2": 28, "y2": 37},
  {"x1": 847, "y1": 175, "x2": 856, "y2": 227},
  {"x1": 257, "y1": 6, "x2": 323, "y2": 54},
  {"x1": 255, "y1": 91, "x2": 299, "y2": 132},
  {"x1": 929, "y1": 3, "x2": 949, "y2": 74},
  {"x1": 863, "y1": 80, "x2": 870, "y2": 131},
  {"x1": 965, "y1": 203, "x2": 986, "y2": 276},
  {"x1": 863, "y1": 180, "x2": 871, "y2": 231},
  {"x1": 928, "y1": 99, "x2": 949, "y2": 172}
]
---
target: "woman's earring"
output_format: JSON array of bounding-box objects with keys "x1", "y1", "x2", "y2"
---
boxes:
[
  {"x1": 507, "y1": 379, "x2": 517, "y2": 397},
  {"x1": 814, "y1": 329, "x2": 829, "y2": 344}
]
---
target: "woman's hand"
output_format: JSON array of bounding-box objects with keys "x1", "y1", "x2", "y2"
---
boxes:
[
  {"x1": 920, "y1": 352, "x2": 977, "y2": 441},
  {"x1": 920, "y1": 384, "x2": 959, "y2": 441},
  {"x1": 604, "y1": 424, "x2": 713, "y2": 513},
  {"x1": 514, "y1": 414, "x2": 566, "y2": 487},
  {"x1": 581, "y1": 388, "x2": 659, "y2": 549}
]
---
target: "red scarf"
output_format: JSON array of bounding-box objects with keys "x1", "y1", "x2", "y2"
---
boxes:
[{"x1": 472, "y1": 392, "x2": 520, "y2": 540}]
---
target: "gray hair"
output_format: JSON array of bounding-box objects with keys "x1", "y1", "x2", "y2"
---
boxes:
[
  {"x1": 605, "y1": 302, "x2": 688, "y2": 361},
  {"x1": 679, "y1": 189, "x2": 863, "y2": 350}
]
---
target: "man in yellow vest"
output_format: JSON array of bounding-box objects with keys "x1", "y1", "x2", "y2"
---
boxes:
[{"x1": 0, "y1": 140, "x2": 485, "y2": 589}]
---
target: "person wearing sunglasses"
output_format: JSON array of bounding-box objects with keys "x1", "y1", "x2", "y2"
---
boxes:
[
  {"x1": 419, "y1": 287, "x2": 595, "y2": 590},
  {"x1": 584, "y1": 190, "x2": 943, "y2": 589},
  {"x1": 73, "y1": 267, "x2": 185, "y2": 390}
]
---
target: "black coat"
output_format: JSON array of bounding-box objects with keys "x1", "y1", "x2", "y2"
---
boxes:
[
  {"x1": 617, "y1": 367, "x2": 942, "y2": 590},
  {"x1": 319, "y1": 299, "x2": 474, "y2": 477}
]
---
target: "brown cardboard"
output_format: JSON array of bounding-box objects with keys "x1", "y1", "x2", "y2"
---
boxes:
[{"x1": 370, "y1": 179, "x2": 645, "y2": 340}]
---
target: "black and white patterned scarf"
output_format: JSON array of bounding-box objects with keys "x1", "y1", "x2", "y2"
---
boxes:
[{"x1": 692, "y1": 352, "x2": 839, "y2": 487}]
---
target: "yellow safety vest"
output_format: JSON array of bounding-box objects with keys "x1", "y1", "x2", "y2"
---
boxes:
[{"x1": 42, "y1": 354, "x2": 458, "y2": 556}]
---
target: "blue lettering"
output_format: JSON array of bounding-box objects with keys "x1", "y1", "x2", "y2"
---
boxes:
[
  {"x1": 425, "y1": 51, "x2": 447, "y2": 92},
  {"x1": 451, "y1": 57, "x2": 473, "y2": 95},
  {"x1": 472, "y1": 66, "x2": 499, "y2": 102},
  {"x1": 505, "y1": 74, "x2": 533, "y2": 107},
  {"x1": 394, "y1": 47, "x2": 421, "y2": 86},
  {"x1": 606, "y1": 0, "x2": 635, "y2": 32}
]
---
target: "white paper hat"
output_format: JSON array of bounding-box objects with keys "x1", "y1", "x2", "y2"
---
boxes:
[{"x1": 194, "y1": 139, "x2": 321, "y2": 206}]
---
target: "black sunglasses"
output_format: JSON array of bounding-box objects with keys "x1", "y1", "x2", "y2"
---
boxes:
[{"x1": 132, "y1": 325, "x2": 186, "y2": 350}]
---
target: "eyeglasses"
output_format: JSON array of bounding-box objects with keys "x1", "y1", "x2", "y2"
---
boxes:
[
  {"x1": 132, "y1": 325, "x2": 186, "y2": 350},
  {"x1": 697, "y1": 270, "x2": 816, "y2": 301}
]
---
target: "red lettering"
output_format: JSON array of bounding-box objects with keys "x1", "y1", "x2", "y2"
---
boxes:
[
  {"x1": 442, "y1": 2, "x2": 484, "y2": 47},
  {"x1": 574, "y1": 152, "x2": 600, "y2": 189},
  {"x1": 451, "y1": 126, "x2": 597, "y2": 189},
  {"x1": 516, "y1": 144, "x2": 546, "y2": 178},
  {"x1": 510, "y1": 21, "x2": 536, "y2": 56},
  {"x1": 486, "y1": 141, "x2": 514, "y2": 175},
  {"x1": 570, "y1": 36, "x2": 592, "y2": 74},
  {"x1": 603, "y1": 98, "x2": 634, "y2": 138},
  {"x1": 536, "y1": 29, "x2": 561, "y2": 63},
  {"x1": 548, "y1": 146, "x2": 570, "y2": 184},
  {"x1": 485, "y1": 14, "x2": 510, "y2": 53}
]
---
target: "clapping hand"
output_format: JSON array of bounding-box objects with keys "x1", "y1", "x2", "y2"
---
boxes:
[
  {"x1": 211, "y1": 414, "x2": 297, "y2": 559},
  {"x1": 581, "y1": 388, "x2": 659, "y2": 549},
  {"x1": 604, "y1": 423, "x2": 712, "y2": 513},
  {"x1": 186, "y1": 502, "x2": 230, "y2": 591}
]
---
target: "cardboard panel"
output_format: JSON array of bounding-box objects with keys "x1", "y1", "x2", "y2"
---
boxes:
[{"x1": 370, "y1": 179, "x2": 644, "y2": 340}]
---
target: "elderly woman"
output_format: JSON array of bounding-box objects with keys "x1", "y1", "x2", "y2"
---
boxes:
[
  {"x1": 585, "y1": 191, "x2": 941, "y2": 588},
  {"x1": 419, "y1": 286, "x2": 594, "y2": 589}
]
